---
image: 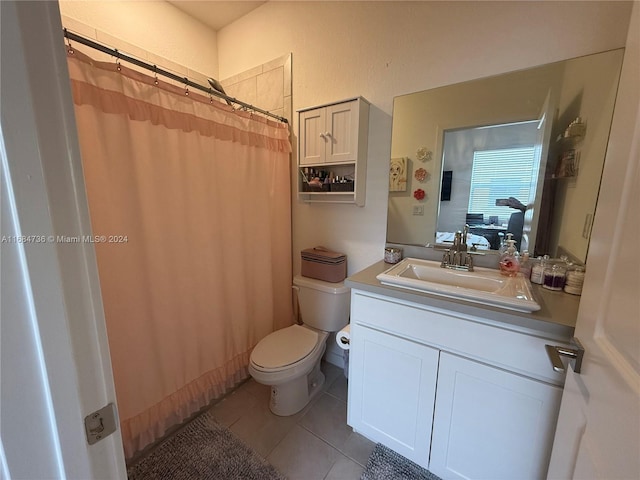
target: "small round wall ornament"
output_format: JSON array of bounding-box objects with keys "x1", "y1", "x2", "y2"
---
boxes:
[
  {"x1": 414, "y1": 167, "x2": 429, "y2": 182},
  {"x1": 416, "y1": 146, "x2": 432, "y2": 162},
  {"x1": 413, "y1": 188, "x2": 426, "y2": 201}
]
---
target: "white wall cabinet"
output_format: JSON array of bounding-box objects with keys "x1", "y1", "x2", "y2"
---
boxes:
[
  {"x1": 347, "y1": 290, "x2": 566, "y2": 479},
  {"x1": 298, "y1": 97, "x2": 369, "y2": 205}
]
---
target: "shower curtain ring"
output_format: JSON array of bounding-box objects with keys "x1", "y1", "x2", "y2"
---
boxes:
[
  {"x1": 114, "y1": 49, "x2": 122, "y2": 72},
  {"x1": 153, "y1": 65, "x2": 159, "y2": 86},
  {"x1": 184, "y1": 78, "x2": 189, "y2": 96},
  {"x1": 64, "y1": 29, "x2": 75, "y2": 55}
]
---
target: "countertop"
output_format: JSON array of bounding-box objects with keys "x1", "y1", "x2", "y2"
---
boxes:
[{"x1": 345, "y1": 261, "x2": 579, "y2": 339}]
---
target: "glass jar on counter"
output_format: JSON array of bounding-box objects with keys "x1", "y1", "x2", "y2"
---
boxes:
[
  {"x1": 542, "y1": 264, "x2": 566, "y2": 291},
  {"x1": 564, "y1": 266, "x2": 585, "y2": 295},
  {"x1": 384, "y1": 247, "x2": 403, "y2": 264},
  {"x1": 530, "y1": 255, "x2": 548, "y2": 285},
  {"x1": 519, "y1": 250, "x2": 532, "y2": 279}
]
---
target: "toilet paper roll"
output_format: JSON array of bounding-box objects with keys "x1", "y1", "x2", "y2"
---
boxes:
[{"x1": 336, "y1": 325, "x2": 350, "y2": 350}]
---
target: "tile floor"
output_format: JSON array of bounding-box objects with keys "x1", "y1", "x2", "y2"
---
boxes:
[{"x1": 208, "y1": 361, "x2": 376, "y2": 480}]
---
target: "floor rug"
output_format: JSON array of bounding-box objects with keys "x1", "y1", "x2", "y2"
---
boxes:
[
  {"x1": 361, "y1": 443, "x2": 442, "y2": 480},
  {"x1": 127, "y1": 411, "x2": 286, "y2": 480}
]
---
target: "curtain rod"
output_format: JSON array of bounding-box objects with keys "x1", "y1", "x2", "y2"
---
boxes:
[{"x1": 63, "y1": 29, "x2": 288, "y2": 124}]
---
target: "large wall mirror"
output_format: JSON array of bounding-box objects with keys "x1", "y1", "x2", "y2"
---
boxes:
[{"x1": 387, "y1": 49, "x2": 624, "y2": 264}]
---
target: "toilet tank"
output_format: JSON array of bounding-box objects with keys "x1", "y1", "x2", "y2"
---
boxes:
[{"x1": 293, "y1": 275, "x2": 350, "y2": 332}]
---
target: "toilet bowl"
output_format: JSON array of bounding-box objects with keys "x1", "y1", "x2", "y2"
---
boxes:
[{"x1": 249, "y1": 275, "x2": 350, "y2": 416}]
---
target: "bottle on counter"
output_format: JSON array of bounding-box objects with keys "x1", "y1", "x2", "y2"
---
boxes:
[
  {"x1": 499, "y1": 239, "x2": 520, "y2": 277},
  {"x1": 519, "y1": 250, "x2": 532, "y2": 279}
]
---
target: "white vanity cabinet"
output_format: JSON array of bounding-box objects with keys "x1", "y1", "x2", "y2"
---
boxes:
[
  {"x1": 298, "y1": 97, "x2": 369, "y2": 205},
  {"x1": 347, "y1": 290, "x2": 566, "y2": 480}
]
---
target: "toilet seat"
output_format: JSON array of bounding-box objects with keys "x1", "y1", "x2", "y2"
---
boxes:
[{"x1": 251, "y1": 324, "x2": 319, "y2": 371}]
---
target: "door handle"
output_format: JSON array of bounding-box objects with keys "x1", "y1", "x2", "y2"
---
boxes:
[{"x1": 545, "y1": 337, "x2": 585, "y2": 374}]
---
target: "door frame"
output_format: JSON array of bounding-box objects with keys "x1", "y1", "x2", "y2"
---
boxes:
[
  {"x1": 1, "y1": 2, "x2": 126, "y2": 478},
  {"x1": 547, "y1": 2, "x2": 639, "y2": 478}
]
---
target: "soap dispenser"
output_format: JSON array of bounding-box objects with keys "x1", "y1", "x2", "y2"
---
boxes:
[{"x1": 499, "y1": 235, "x2": 520, "y2": 277}]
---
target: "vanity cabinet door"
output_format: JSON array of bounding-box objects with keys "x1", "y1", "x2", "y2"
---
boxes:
[
  {"x1": 429, "y1": 352, "x2": 562, "y2": 480},
  {"x1": 348, "y1": 324, "x2": 439, "y2": 469}
]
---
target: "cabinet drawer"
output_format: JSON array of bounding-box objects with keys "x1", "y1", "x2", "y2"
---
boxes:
[{"x1": 351, "y1": 291, "x2": 567, "y2": 385}]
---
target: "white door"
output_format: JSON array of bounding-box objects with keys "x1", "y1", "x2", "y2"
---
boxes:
[
  {"x1": 547, "y1": 5, "x2": 640, "y2": 478},
  {"x1": 1, "y1": 2, "x2": 126, "y2": 478}
]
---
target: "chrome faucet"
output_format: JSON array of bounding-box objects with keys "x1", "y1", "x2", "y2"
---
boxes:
[{"x1": 441, "y1": 224, "x2": 475, "y2": 271}]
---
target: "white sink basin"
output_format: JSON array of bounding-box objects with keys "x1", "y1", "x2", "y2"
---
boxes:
[{"x1": 376, "y1": 257, "x2": 540, "y2": 313}]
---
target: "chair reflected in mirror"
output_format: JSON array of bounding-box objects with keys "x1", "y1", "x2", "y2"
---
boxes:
[
  {"x1": 495, "y1": 197, "x2": 526, "y2": 251},
  {"x1": 507, "y1": 211, "x2": 525, "y2": 251},
  {"x1": 465, "y1": 213, "x2": 484, "y2": 226},
  {"x1": 465, "y1": 213, "x2": 505, "y2": 250}
]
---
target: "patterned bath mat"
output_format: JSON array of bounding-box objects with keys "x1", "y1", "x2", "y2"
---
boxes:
[
  {"x1": 127, "y1": 411, "x2": 286, "y2": 480},
  {"x1": 361, "y1": 443, "x2": 442, "y2": 480}
]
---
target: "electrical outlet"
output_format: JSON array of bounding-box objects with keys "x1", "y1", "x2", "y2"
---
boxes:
[{"x1": 412, "y1": 205, "x2": 424, "y2": 216}]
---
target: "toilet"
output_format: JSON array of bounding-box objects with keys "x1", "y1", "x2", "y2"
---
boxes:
[{"x1": 249, "y1": 275, "x2": 350, "y2": 416}]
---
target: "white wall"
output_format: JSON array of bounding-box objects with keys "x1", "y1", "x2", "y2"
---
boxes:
[
  {"x1": 217, "y1": 1, "x2": 632, "y2": 275},
  {"x1": 58, "y1": 1, "x2": 218, "y2": 82}
]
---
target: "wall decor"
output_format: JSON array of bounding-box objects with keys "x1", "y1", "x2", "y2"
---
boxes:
[
  {"x1": 414, "y1": 167, "x2": 429, "y2": 182},
  {"x1": 416, "y1": 146, "x2": 432, "y2": 162},
  {"x1": 554, "y1": 149, "x2": 579, "y2": 178},
  {"x1": 414, "y1": 188, "x2": 426, "y2": 201},
  {"x1": 389, "y1": 157, "x2": 408, "y2": 192}
]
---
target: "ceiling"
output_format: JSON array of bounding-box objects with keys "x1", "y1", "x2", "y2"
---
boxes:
[{"x1": 167, "y1": 1, "x2": 266, "y2": 32}]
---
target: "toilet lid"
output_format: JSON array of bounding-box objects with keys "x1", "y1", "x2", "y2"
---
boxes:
[{"x1": 251, "y1": 325, "x2": 318, "y2": 369}]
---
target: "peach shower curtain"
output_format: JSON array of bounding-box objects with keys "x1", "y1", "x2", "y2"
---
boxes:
[{"x1": 66, "y1": 50, "x2": 293, "y2": 458}]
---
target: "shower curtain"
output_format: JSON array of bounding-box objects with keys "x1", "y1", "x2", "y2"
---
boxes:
[{"x1": 66, "y1": 50, "x2": 293, "y2": 458}]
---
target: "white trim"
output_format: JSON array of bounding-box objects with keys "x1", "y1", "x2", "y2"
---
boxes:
[{"x1": 1, "y1": 2, "x2": 126, "y2": 477}]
